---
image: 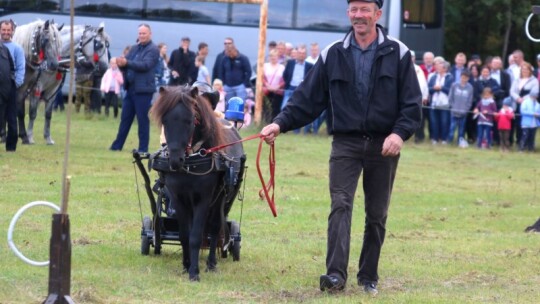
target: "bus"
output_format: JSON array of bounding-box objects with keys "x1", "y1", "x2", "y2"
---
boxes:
[{"x1": 0, "y1": 0, "x2": 444, "y2": 76}]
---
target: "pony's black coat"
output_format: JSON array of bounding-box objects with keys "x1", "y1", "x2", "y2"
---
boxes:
[{"x1": 152, "y1": 87, "x2": 245, "y2": 281}]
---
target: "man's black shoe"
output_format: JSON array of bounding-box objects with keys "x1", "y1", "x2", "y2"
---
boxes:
[
  {"x1": 361, "y1": 282, "x2": 378, "y2": 296},
  {"x1": 319, "y1": 274, "x2": 345, "y2": 292}
]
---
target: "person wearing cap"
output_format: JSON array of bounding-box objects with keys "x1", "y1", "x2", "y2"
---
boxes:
[
  {"x1": 168, "y1": 36, "x2": 196, "y2": 86},
  {"x1": 261, "y1": 0, "x2": 421, "y2": 296}
]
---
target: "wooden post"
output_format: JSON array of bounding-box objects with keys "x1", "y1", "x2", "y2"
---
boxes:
[
  {"x1": 43, "y1": 0, "x2": 75, "y2": 301},
  {"x1": 43, "y1": 212, "x2": 74, "y2": 304},
  {"x1": 254, "y1": 0, "x2": 268, "y2": 125},
  {"x1": 197, "y1": 0, "x2": 267, "y2": 125}
]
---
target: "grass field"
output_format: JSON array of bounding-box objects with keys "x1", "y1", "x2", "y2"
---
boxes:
[{"x1": 0, "y1": 108, "x2": 539, "y2": 303}]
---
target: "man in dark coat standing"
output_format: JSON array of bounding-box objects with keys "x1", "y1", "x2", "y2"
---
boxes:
[
  {"x1": 110, "y1": 24, "x2": 159, "y2": 153},
  {"x1": 0, "y1": 40, "x2": 15, "y2": 151},
  {"x1": 168, "y1": 36, "x2": 196, "y2": 86}
]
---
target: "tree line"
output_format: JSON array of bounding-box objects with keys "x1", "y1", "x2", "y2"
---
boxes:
[{"x1": 445, "y1": 0, "x2": 540, "y2": 65}]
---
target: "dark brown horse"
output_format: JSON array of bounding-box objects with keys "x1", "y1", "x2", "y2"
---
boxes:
[{"x1": 150, "y1": 85, "x2": 245, "y2": 281}]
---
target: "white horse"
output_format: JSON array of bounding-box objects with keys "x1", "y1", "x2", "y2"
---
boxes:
[
  {"x1": 13, "y1": 21, "x2": 110, "y2": 145},
  {"x1": 13, "y1": 19, "x2": 62, "y2": 145},
  {"x1": 59, "y1": 23, "x2": 110, "y2": 73}
]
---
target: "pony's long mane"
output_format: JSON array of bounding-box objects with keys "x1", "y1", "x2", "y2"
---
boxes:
[
  {"x1": 151, "y1": 86, "x2": 225, "y2": 148},
  {"x1": 13, "y1": 19, "x2": 62, "y2": 59}
]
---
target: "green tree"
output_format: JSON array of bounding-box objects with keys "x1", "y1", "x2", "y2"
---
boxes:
[{"x1": 445, "y1": 0, "x2": 540, "y2": 66}]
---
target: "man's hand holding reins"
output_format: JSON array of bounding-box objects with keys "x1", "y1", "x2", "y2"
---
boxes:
[
  {"x1": 261, "y1": 123, "x2": 281, "y2": 144},
  {"x1": 381, "y1": 133, "x2": 403, "y2": 157}
]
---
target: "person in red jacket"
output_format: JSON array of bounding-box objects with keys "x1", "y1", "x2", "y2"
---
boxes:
[{"x1": 495, "y1": 98, "x2": 515, "y2": 152}]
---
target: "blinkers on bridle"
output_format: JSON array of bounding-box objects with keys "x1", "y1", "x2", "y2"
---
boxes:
[{"x1": 78, "y1": 26, "x2": 109, "y2": 63}]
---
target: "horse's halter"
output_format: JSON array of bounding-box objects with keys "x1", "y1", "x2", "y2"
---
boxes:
[
  {"x1": 30, "y1": 25, "x2": 55, "y2": 66},
  {"x1": 79, "y1": 27, "x2": 109, "y2": 64}
]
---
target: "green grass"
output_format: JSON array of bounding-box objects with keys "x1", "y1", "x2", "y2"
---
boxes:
[{"x1": 1, "y1": 107, "x2": 539, "y2": 303}]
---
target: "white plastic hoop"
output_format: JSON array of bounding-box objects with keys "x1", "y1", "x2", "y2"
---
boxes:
[
  {"x1": 7, "y1": 201, "x2": 60, "y2": 267},
  {"x1": 525, "y1": 13, "x2": 540, "y2": 43}
]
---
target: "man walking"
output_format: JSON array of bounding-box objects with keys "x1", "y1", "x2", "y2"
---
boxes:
[{"x1": 261, "y1": 0, "x2": 421, "y2": 296}]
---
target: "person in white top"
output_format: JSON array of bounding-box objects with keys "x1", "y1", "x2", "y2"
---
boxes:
[
  {"x1": 305, "y1": 42, "x2": 320, "y2": 64},
  {"x1": 508, "y1": 49, "x2": 524, "y2": 83}
]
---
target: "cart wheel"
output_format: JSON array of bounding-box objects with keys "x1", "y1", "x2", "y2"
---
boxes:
[
  {"x1": 230, "y1": 221, "x2": 241, "y2": 262},
  {"x1": 142, "y1": 216, "x2": 152, "y2": 231},
  {"x1": 153, "y1": 214, "x2": 162, "y2": 255},
  {"x1": 141, "y1": 234, "x2": 150, "y2": 255},
  {"x1": 141, "y1": 216, "x2": 152, "y2": 255},
  {"x1": 221, "y1": 222, "x2": 230, "y2": 259}
]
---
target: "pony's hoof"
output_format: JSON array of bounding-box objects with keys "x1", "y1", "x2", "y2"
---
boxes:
[
  {"x1": 189, "y1": 275, "x2": 200, "y2": 282},
  {"x1": 21, "y1": 136, "x2": 33, "y2": 145},
  {"x1": 205, "y1": 266, "x2": 217, "y2": 273},
  {"x1": 45, "y1": 137, "x2": 55, "y2": 145},
  {"x1": 206, "y1": 261, "x2": 217, "y2": 272}
]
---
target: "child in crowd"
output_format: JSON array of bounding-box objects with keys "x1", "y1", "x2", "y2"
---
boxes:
[
  {"x1": 212, "y1": 78, "x2": 226, "y2": 114},
  {"x1": 195, "y1": 56, "x2": 211, "y2": 84},
  {"x1": 448, "y1": 70, "x2": 474, "y2": 148},
  {"x1": 495, "y1": 98, "x2": 515, "y2": 152},
  {"x1": 473, "y1": 87, "x2": 497, "y2": 149},
  {"x1": 100, "y1": 57, "x2": 124, "y2": 118},
  {"x1": 519, "y1": 90, "x2": 540, "y2": 152},
  {"x1": 242, "y1": 88, "x2": 255, "y2": 128}
]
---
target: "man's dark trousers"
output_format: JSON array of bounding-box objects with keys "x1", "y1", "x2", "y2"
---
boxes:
[
  {"x1": 110, "y1": 90, "x2": 152, "y2": 153},
  {"x1": 0, "y1": 82, "x2": 18, "y2": 151},
  {"x1": 326, "y1": 134, "x2": 399, "y2": 285}
]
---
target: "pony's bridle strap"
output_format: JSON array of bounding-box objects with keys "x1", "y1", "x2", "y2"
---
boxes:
[{"x1": 30, "y1": 26, "x2": 44, "y2": 66}]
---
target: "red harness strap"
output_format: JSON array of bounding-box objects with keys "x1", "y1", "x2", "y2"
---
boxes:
[
  {"x1": 256, "y1": 138, "x2": 276, "y2": 217},
  {"x1": 197, "y1": 133, "x2": 277, "y2": 217}
]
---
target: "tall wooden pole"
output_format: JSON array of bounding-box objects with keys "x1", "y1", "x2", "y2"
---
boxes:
[
  {"x1": 43, "y1": 0, "x2": 75, "y2": 302},
  {"x1": 254, "y1": 0, "x2": 268, "y2": 125}
]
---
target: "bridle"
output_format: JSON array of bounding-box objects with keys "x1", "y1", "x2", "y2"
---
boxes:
[
  {"x1": 29, "y1": 25, "x2": 55, "y2": 68},
  {"x1": 78, "y1": 26, "x2": 109, "y2": 68}
]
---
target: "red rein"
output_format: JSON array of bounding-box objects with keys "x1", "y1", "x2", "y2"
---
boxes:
[
  {"x1": 256, "y1": 138, "x2": 276, "y2": 217},
  {"x1": 201, "y1": 133, "x2": 277, "y2": 217}
]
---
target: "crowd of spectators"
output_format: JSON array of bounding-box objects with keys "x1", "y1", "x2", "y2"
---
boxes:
[{"x1": 413, "y1": 49, "x2": 540, "y2": 152}]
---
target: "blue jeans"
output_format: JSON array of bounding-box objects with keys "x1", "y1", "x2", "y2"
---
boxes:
[
  {"x1": 224, "y1": 84, "x2": 247, "y2": 104},
  {"x1": 448, "y1": 116, "x2": 467, "y2": 143},
  {"x1": 110, "y1": 90, "x2": 152, "y2": 152},
  {"x1": 281, "y1": 88, "x2": 295, "y2": 110},
  {"x1": 476, "y1": 124, "x2": 492, "y2": 148},
  {"x1": 430, "y1": 108, "x2": 450, "y2": 141}
]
